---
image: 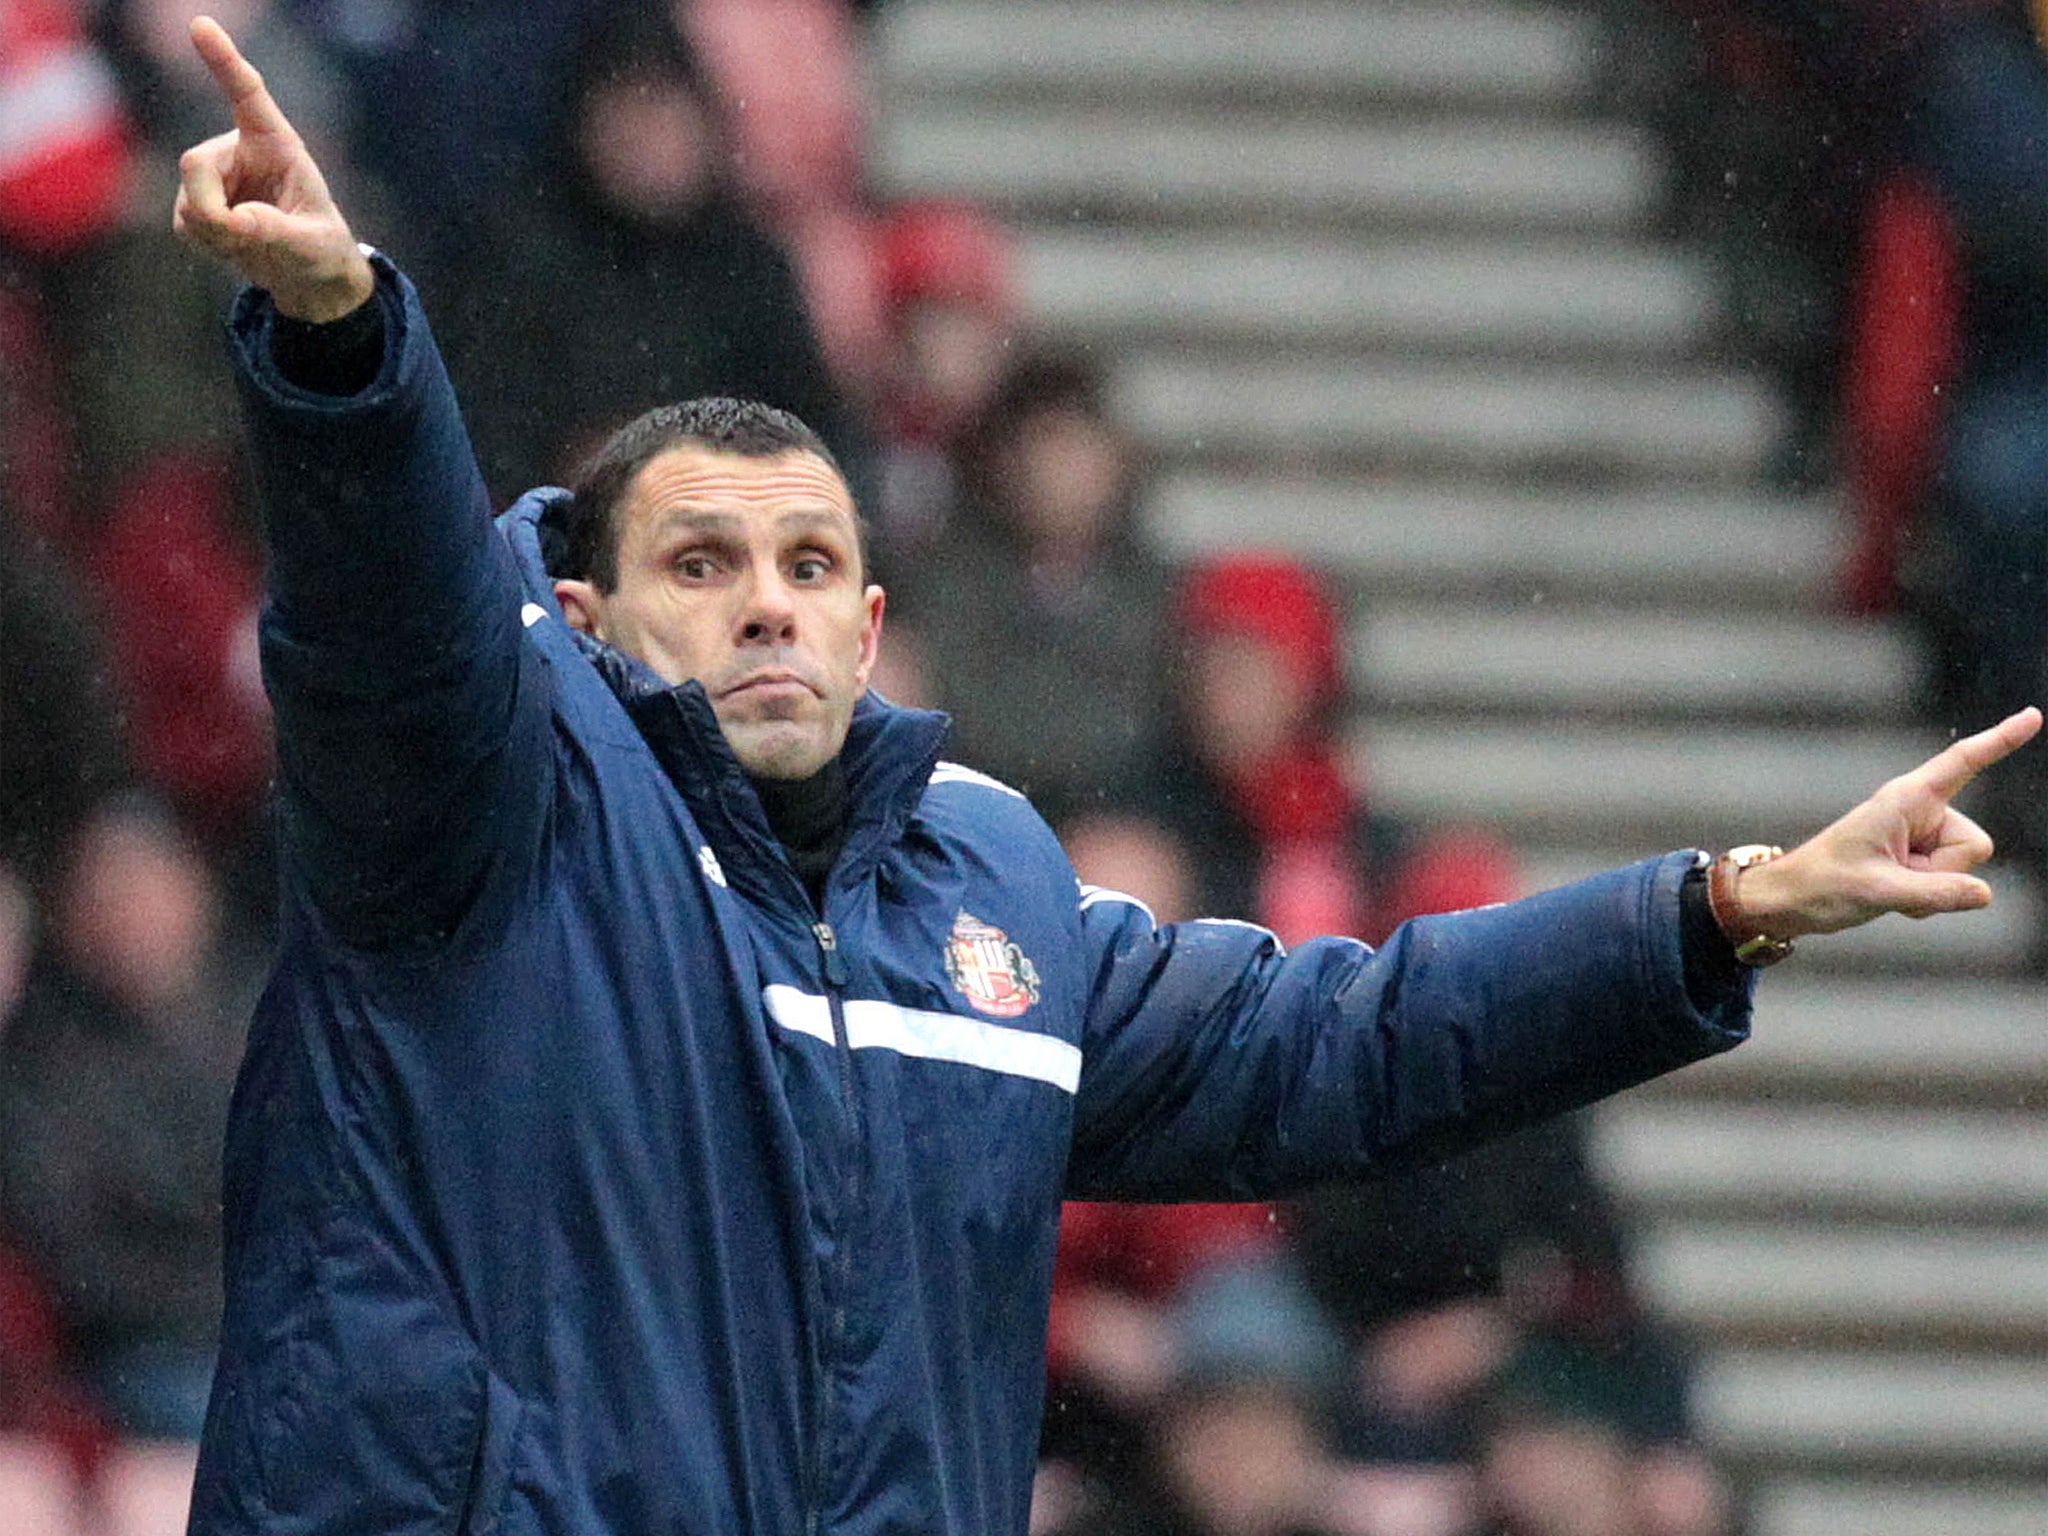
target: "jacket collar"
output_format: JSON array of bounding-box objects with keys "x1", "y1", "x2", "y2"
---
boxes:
[{"x1": 496, "y1": 489, "x2": 951, "y2": 908}]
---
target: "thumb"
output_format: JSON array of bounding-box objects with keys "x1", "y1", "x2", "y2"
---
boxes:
[{"x1": 1886, "y1": 870, "x2": 1994, "y2": 920}]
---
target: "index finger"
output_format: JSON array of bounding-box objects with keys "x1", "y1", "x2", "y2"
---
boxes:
[
  {"x1": 189, "y1": 15, "x2": 296, "y2": 139},
  {"x1": 1909, "y1": 706, "x2": 2044, "y2": 801}
]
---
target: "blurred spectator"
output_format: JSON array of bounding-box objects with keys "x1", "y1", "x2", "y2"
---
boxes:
[
  {"x1": 680, "y1": 0, "x2": 866, "y2": 225},
  {"x1": 2, "y1": 0, "x2": 134, "y2": 548},
  {"x1": 1906, "y1": 0, "x2": 2048, "y2": 861},
  {"x1": 26, "y1": 12, "x2": 281, "y2": 906},
  {"x1": 0, "y1": 537, "x2": 124, "y2": 1488},
  {"x1": 0, "y1": 525, "x2": 243, "y2": 1448},
  {"x1": 1061, "y1": 812, "x2": 1197, "y2": 928},
  {"x1": 1837, "y1": 170, "x2": 1960, "y2": 615},
  {"x1": 0, "y1": 528, "x2": 132, "y2": 907},
  {"x1": 1291, "y1": 1121, "x2": 1643, "y2": 1469},
  {"x1": 1048, "y1": 1262, "x2": 1349, "y2": 1536},
  {"x1": 1471, "y1": 1336, "x2": 1732, "y2": 1536},
  {"x1": 1065, "y1": 551, "x2": 1721, "y2": 1533},
  {"x1": 1044, "y1": 819, "x2": 1280, "y2": 1482},
  {"x1": 1649, "y1": 0, "x2": 1937, "y2": 486},
  {"x1": 440, "y1": 4, "x2": 867, "y2": 505},
  {"x1": 0, "y1": 810, "x2": 243, "y2": 1442},
  {"x1": 0, "y1": 0, "x2": 135, "y2": 261},
  {"x1": 870, "y1": 199, "x2": 1020, "y2": 556},
  {"x1": 289, "y1": 0, "x2": 594, "y2": 284},
  {"x1": 1141, "y1": 552, "x2": 1515, "y2": 948},
  {"x1": 1043, "y1": 1197, "x2": 1284, "y2": 1485},
  {"x1": 892, "y1": 350, "x2": 1172, "y2": 823},
  {"x1": 680, "y1": 0, "x2": 884, "y2": 387},
  {"x1": 87, "y1": 454, "x2": 272, "y2": 857}
]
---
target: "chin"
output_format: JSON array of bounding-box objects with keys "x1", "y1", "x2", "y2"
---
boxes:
[{"x1": 730, "y1": 730, "x2": 830, "y2": 781}]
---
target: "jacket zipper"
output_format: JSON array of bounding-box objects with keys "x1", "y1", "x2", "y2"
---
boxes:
[{"x1": 807, "y1": 918, "x2": 855, "y2": 1536}]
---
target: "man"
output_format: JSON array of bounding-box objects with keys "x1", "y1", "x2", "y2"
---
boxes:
[{"x1": 171, "y1": 17, "x2": 2036, "y2": 1536}]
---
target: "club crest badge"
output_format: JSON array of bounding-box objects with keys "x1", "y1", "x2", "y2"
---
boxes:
[{"x1": 944, "y1": 911, "x2": 1041, "y2": 1018}]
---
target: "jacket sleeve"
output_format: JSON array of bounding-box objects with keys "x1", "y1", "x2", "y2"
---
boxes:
[
  {"x1": 1065, "y1": 851, "x2": 1751, "y2": 1201},
  {"x1": 231, "y1": 255, "x2": 551, "y2": 952}
]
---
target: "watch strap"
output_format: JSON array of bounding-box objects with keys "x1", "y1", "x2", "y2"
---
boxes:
[{"x1": 1707, "y1": 844, "x2": 1795, "y2": 967}]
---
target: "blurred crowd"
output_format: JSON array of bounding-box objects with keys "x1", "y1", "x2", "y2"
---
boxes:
[
  {"x1": 20, "y1": 0, "x2": 2039, "y2": 1532},
  {"x1": 1649, "y1": 0, "x2": 2048, "y2": 884}
]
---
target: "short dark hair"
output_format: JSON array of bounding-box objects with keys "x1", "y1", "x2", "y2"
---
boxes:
[
  {"x1": 562, "y1": 398, "x2": 856, "y2": 589},
  {"x1": 959, "y1": 349, "x2": 1118, "y2": 511}
]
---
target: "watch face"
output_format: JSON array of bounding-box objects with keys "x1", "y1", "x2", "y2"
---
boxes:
[{"x1": 1732, "y1": 932, "x2": 1794, "y2": 966}]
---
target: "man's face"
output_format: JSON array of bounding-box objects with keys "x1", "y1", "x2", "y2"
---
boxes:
[{"x1": 554, "y1": 444, "x2": 883, "y2": 780}]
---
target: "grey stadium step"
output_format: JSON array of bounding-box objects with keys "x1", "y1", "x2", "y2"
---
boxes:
[
  {"x1": 1644, "y1": 977, "x2": 2048, "y2": 1098},
  {"x1": 1628, "y1": 1223, "x2": 2048, "y2": 1343},
  {"x1": 1596, "y1": 1102, "x2": 2048, "y2": 1220},
  {"x1": 873, "y1": 110, "x2": 1661, "y2": 231},
  {"x1": 1752, "y1": 1477, "x2": 2048, "y2": 1536},
  {"x1": 1350, "y1": 604, "x2": 1914, "y2": 719},
  {"x1": 1348, "y1": 722, "x2": 1940, "y2": 843},
  {"x1": 1116, "y1": 353, "x2": 1779, "y2": 478},
  {"x1": 1142, "y1": 475, "x2": 1842, "y2": 605},
  {"x1": 1016, "y1": 232, "x2": 1716, "y2": 356},
  {"x1": 1697, "y1": 1349, "x2": 2048, "y2": 1468},
  {"x1": 875, "y1": 0, "x2": 1604, "y2": 108}
]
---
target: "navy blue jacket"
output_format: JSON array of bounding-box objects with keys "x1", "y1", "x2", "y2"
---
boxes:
[{"x1": 188, "y1": 259, "x2": 1752, "y2": 1536}]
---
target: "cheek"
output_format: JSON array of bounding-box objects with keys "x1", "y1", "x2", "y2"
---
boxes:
[{"x1": 607, "y1": 589, "x2": 726, "y2": 684}]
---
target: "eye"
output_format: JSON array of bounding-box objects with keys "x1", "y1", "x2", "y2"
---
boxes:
[
  {"x1": 791, "y1": 553, "x2": 833, "y2": 583},
  {"x1": 672, "y1": 551, "x2": 721, "y2": 580}
]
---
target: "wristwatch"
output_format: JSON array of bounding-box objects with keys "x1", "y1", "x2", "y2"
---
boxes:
[{"x1": 1707, "y1": 844, "x2": 1795, "y2": 967}]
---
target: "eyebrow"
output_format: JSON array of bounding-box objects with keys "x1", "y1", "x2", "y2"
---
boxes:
[{"x1": 648, "y1": 508, "x2": 855, "y2": 540}]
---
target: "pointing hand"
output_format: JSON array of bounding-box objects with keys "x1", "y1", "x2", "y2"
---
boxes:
[
  {"x1": 171, "y1": 15, "x2": 373, "y2": 322},
  {"x1": 1725, "y1": 707, "x2": 2044, "y2": 943}
]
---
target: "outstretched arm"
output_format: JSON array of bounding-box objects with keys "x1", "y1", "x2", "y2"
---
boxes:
[
  {"x1": 1067, "y1": 712, "x2": 2042, "y2": 1201},
  {"x1": 174, "y1": 18, "x2": 549, "y2": 952}
]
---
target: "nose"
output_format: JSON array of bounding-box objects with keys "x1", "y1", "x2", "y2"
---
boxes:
[{"x1": 737, "y1": 566, "x2": 799, "y2": 646}]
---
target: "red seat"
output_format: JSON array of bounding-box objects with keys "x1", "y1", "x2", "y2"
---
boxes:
[{"x1": 1840, "y1": 174, "x2": 1962, "y2": 613}]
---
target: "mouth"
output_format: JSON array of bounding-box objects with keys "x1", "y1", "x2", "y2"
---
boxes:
[{"x1": 718, "y1": 670, "x2": 820, "y2": 701}]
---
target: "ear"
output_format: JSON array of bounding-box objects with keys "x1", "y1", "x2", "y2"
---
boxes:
[
  {"x1": 854, "y1": 584, "x2": 886, "y2": 691},
  {"x1": 553, "y1": 578, "x2": 605, "y2": 638}
]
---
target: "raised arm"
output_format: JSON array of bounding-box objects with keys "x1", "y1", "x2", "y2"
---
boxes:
[{"x1": 174, "y1": 17, "x2": 550, "y2": 952}]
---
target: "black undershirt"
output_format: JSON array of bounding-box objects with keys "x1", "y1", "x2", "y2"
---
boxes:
[
  {"x1": 1679, "y1": 862, "x2": 1746, "y2": 1006},
  {"x1": 750, "y1": 760, "x2": 850, "y2": 909},
  {"x1": 273, "y1": 297, "x2": 386, "y2": 395}
]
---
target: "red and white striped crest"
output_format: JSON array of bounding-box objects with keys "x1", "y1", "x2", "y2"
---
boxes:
[{"x1": 944, "y1": 911, "x2": 1041, "y2": 1018}]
